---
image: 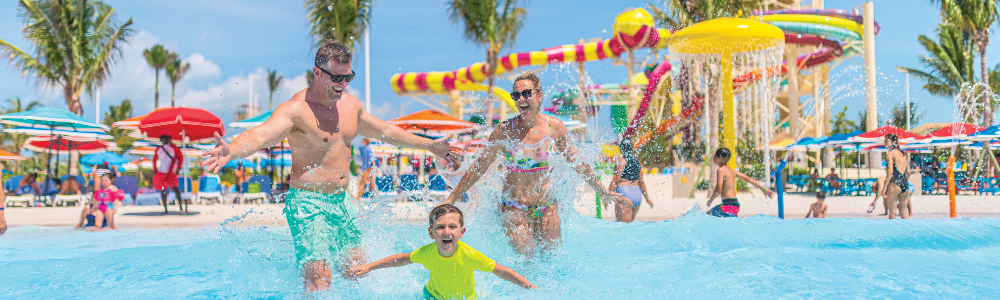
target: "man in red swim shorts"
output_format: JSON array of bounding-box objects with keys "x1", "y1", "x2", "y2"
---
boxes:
[{"x1": 153, "y1": 131, "x2": 185, "y2": 215}]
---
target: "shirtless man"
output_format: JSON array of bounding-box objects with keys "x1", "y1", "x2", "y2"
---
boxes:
[
  {"x1": 706, "y1": 148, "x2": 775, "y2": 217},
  {"x1": 805, "y1": 191, "x2": 828, "y2": 218},
  {"x1": 201, "y1": 41, "x2": 459, "y2": 292}
]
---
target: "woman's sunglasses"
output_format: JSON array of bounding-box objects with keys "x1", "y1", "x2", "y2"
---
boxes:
[
  {"x1": 317, "y1": 67, "x2": 356, "y2": 83},
  {"x1": 511, "y1": 89, "x2": 536, "y2": 101}
]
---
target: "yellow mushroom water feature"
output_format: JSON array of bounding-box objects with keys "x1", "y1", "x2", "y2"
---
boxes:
[{"x1": 668, "y1": 17, "x2": 785, "y2": 168}]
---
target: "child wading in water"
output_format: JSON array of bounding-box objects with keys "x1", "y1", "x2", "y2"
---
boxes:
[
  {"x1": 706, "y1": 148, "x2": 775, "y2": 217},
  {"x1": 349, "y1": 204, "x2": 537, "y2": 299},
  {"x1": 805, "y1": 191, "x2": 828, "y2": 218}
]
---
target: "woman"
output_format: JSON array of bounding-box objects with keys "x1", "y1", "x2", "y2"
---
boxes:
[
  {"x1": 882, "y1": 134, "x2": 910, "y2": 219},
  {"x1": 16, "y1": 173, "x2": 41, "y2": 196},
  {"x1": 75, "y1": 168, "x2": 124, "y2": 230},
  {"x1": 442, "y1": 71, "x2": 629, "y2": 255},
  {"x1": 608, "y1": 140, "x2": 652, "y2": 222}
]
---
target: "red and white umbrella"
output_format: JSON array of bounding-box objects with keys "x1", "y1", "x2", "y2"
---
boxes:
[
  {"x1": 847, "y1": 126, "x2": 926, "y2": 143},
  {"x1": 387, "y1": 109, "x2": 478, "y2": 135},
  {"x1": 24, "y1": 135, "x2": 113, "y2": 155},
  {"x1": 138, "y1": 106, "x2": 225, "y2": 143},
  {"x1": 924, "y1": 123, "x2": 985, "y2": 140},
  {"x1": 128, "y1": 145, "x2": 203, "y2": 157},
  {"x1": 113, "y1": 107, "x2": 174, "y2": 138}
]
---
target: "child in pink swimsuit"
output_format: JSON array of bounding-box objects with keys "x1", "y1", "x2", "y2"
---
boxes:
[{"x1": 94, "y1": 187, "x2": 124, "y2": 213}]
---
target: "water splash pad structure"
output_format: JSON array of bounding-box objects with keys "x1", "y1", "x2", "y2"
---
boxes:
[{"x1": 668, "y1": 18, "x2": 785, "y2": 168}]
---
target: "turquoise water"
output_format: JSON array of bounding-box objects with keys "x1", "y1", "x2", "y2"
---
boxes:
[{"x1": 2, "y1": 206, "x2": 999, "y2": 299}]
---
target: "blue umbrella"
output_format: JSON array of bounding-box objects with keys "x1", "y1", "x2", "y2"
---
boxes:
[
  {"x1": 784, "y1": 137, "x2": 824, "y2": 151},
  {"x1": 900, "y1": 138, "x2": 969, "y2": 149},
  {"x1": 966, "y1": 125, "x2": 1000, "y2": 141},
  {"x1": 81, "y1": 164, "x2": 125, "y2": 174},
  {"x1": 819, "y1": 130, "x2": 865, "y2": 147},
  {"x1": 229, "y1": 110, "x2": 273, "y2": 128},
  {"x1": 81, "y1": 152, "x2": 128, "y2": 166},
  {"x1": 224, "y1": 159, "x2": 256, "y2": 169},
  {"x1": 3, "y1": 126, "x2": 112, "y2": 139}
]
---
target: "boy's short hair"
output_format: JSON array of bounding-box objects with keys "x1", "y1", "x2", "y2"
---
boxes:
[
  {"x1": 429, "y1": 204, "x2": 464, "y2": 227},
  {"x1": 816, "y1": 191, "x2": 826, "y2": 200},
  {"x1": 713, "y1": 148, "x2": 731, "y2": 162}
]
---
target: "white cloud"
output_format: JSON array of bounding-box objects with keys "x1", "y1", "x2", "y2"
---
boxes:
[{"x1": 368, "y1": 101, "x2": 397, "y2": 120}]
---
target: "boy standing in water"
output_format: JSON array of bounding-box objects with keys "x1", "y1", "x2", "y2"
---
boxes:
[
  {"x1": 349, "y1": 205, "x2": 537, "y2": 299},
  {"x1": 706, "y1": 148, "x2": 775, "y2": 217},
  {"x1": 805, "y1": 191, "x2": 828, "y2": 218}
]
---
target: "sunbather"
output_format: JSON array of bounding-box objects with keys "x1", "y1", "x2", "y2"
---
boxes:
[{"x1": 16, "y1": 173, "x2": 41, "y2": 195}]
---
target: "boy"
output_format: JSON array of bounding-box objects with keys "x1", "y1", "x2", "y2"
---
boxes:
[
  {"x1": 805, "y1": 191, "x2": 828, "y2": 218},
  {"x1": 349, "y1": 204, "x2": 537, "y2": 299},
  {"x1": 706, "y1": 148, "x2": 775, "y2": 217}
]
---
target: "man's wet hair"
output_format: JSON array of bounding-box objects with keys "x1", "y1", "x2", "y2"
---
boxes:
[
  {"x1": 315, "y1": 41, "x2": 352, "y2": 67},
  {"x1": 429, "y1": 204, "x2": 464, "y2": 228},
  {"x1": 713, "y1": 148, "x2": 731, "y2": 162}
]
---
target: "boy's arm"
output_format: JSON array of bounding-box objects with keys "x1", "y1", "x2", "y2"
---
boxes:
[
  {"x1": 491, "y1": 264, "x2": 537, "y2": 289},
  {"x1": 349, "y1": 253, "x2": 412, "y2": 277},
  {"x1": 805, "y1": 206, "x2": 814, "y2": 219},
  {"x1": 706, "y1": 169, "x2": 724, "y2": 206},
  {"x1": 735, "y1": 170, "x2": 775, "y2": 197},
  {"x1": 819, "y1": 204, "x2": 828, "y2": 218}
]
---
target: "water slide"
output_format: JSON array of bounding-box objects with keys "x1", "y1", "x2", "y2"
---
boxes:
[{"x1": 390, "y1": 8, "x2": 877, "y2": 148}]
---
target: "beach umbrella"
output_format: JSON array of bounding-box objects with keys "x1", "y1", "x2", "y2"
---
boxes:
[
  {"x1": 224, "y1": 159, "x2": 257, "y2": 169},
  {"x1": 966, "y1": 125, "x2": 1000, "y2": 141},
  {"x1": 0, "y1": 148, "x2": 26, "y2": 161},
  {"x1": 24, "y1": 136, "x2": 113, "y2": 154},
  {"x1": 924, "y1": 123, "x2": 985, "y2": 140},
  {"x1": 784, "y1": 137, "x2": 823, "y2": 151},
  {"x1": 387, "y1": 109, "x2": 478, "y2": 135},
  {"x1": 230, "y1": 110, "x2": 273, "y2": 128},
  {"x1": 819, "y1": 130, "x2": 864, "y2": 147},
  {"x1": 966, "y1": 141, "x2": 1000, "y2": 150},
  {"x1": 848, "y1": 126, "x2": 925, "y2": 143},
  {"x1": 900, "y1": 138, "x2": 969, "y2": 150},
  {"x1": 80, "y1": 152, "x2": 128, "y2": 166},
  {"x1": 128, "y1": 145, "x2": 204, "y2": 157},
  {"x1": 138, "y1": 106, "x2": 225, "y2": 143},
  {"x1": 81, "y1": 164, "x2": 125, "y2": 174},
  {"x1": 3, "y1": 127, "x2": 112, "y2": 139},
  {"x1": 0, "y1": 107, "x2": 110, "y2": 177},
  {"x1": 112, "y1": 107, "x2": 174, "y2": 139}
]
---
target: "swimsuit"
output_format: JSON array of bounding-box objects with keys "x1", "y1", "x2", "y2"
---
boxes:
[
  {"x1": 93, "y1": 188, "x2": 124, "y2": 213},
  {"x1": 502, "y1": 118, "x2": 557, "y2": 173},
  {"x1": 410, "y1": 240, "x2": 496, "y2": 300},
  {"x1": 502, "y1": 197, "x2": 556, "y2": 220},
  {"x1": 616, "y1": 185, "x2": 642, "y2": 208},
  {"x1": 708, "y1": 198, "x2": 740, "y2": 217},
  {"x1": 283, "y1": 188, "x2": 363, "y2": 266},
  {"x1": 890, "y1": 150, "x2": 909, "y2": 193}
]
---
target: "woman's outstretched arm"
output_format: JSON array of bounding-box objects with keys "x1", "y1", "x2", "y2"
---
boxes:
[{"x1": 440, "y1": 126, "x2": 505, "y2": 206}]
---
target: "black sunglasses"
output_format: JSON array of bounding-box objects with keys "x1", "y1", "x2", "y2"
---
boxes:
[
  {"x1": 317, "y1": 67, "x2": 356, "y2": 83},
  {"x1": 511, "y1": 89, "x2": 536, "y2": 101}
]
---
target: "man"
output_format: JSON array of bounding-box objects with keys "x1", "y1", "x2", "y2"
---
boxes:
[
  {"x1": 354, "y1": 138, "x2": 376, "y2": 200},
  {"x1": 201, "y1": 41, "x2": 459, "y2": 292},
  {"x1": 825, "y1": 168, "x2": 841, "y2": 192},
  {"x1": 233, "y1": 162, "x2": 247, "y2": 193},
  {"x1": 153, "y1": 131, "x2": 185, "y2": 215}
]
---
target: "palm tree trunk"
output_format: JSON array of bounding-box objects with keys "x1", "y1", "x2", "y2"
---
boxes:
[
  {"x1": 981, "y1": 41, "x2": 993, "y2": 127},
  {"x1": 155, "y1": 70, "x2": 161, "y2": 108},
  {"x1": 171, "y1": 82, "x2": 176, "y2": 107},
  {"x1": 269, "y1": 92, "x2": 274, "y2": 110},
  {"x1": 485, "y1": 49, "x2": 497, "y2": 125}
]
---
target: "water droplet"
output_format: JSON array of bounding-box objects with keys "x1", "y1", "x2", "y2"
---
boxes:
[
  {"x1": 350, "y1": 36, "x2": 354, "y2": 40},
  {"x1": 327, "y1": 5, "x2": 332, "y2": 11}
]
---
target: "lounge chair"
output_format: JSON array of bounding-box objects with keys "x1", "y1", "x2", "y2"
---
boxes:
[
  {"x1": 54, "y1": 175, "x2": 87, "y2": 207},
  {"x1": 241, "y1": 175, "x2": 272, "y2": 204},
  {"x1": 114, "y1": 175, "x2": 140, "y2": 205},
  {"x1": 980, "y1": 178, "x2": 1000, "y2": 195},
  {"x1": 427, "y1": 174, "x2": 449, "y2": 199},
  {"x1": 4, "y1": 175, "x2": 34, "y2": 207},
  {"x1": 398, "y1": 174, "x2": 424, "y2": 201},
  {"x1": 195, "y1": 175, "x2": 225, "y2": 204},
  {"x1": 177, "y1": 176, "x2": 195, "y2": 201}
]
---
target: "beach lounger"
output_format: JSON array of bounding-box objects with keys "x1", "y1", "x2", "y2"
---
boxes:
[
  {"x1": 427, "y1": 174, "x2": 448, "y2": 199},
  {"x1": 54, "y1": 175, "x2": 87, "y2": 207},
  {"x1": 177, "y1": 176, "x2": 195, "y2": 201},
  {"x1": 4, "y1": 176, "x2": 34, "y2": 207},
  {"x1": 398, "y1": 174, "x2": 424, "y2": 201},
  {"x1": 114, "y1": 176, "x2": 140, "y2": 205},
  {"x1": 241, "y1": 175, "x2": 272, "y2": 204},
  {"x1": 195, "y1": 175, "x2": 225, "y2": 204}
]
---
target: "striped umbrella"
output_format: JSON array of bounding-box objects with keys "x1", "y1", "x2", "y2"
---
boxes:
[{"x1": 0, "y1": 148, "x2": 26, "y2": 161}]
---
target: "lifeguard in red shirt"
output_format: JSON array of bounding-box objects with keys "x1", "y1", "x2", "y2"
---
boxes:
[{"x1": 153, "y1": 131, "x2": 186, "y2": 215}]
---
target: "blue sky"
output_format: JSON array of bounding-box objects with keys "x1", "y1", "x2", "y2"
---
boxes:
[{"x1": 0, "y1": 0, "x2": 990, "y2": 140}]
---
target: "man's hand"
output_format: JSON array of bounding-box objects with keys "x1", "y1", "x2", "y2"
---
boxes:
[
  {"x1": 598, "y1": 189, "x2": 630, "y2": 209},
  {"x1": 200, "y1": 133, "x2": 231, "y2": 174},
  {"x1": 427, "y1": 136, "x2": 460, "y2": 166}
]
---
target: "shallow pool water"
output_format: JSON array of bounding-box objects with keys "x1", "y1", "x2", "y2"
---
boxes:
[{"x1": 2, "y1": 205, "x2": 999, "y2": 299}]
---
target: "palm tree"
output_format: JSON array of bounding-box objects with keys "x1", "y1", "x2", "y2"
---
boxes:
[
  {"x1": 899, "y1": 24, "x2": 977, "y2": 103},
  {"x1": 143, "y1": 45, "x2": 177, "y2": 108},
  {"x1": 650, "y1": 0, "x2": 763, "y2": 30},
  {"x1": 306, "y1": 70, "x2": 314, "y2": 86},
  {"x1": 932, "y1": 0, "x2": 1000, "y2": 126},
  {"x1": 0, "y1": 97, "x2": 42, "y2": 155},
  {"x1": 166, "y1": 59, "x2": 190, "y2": 107},
  {"x1": 447, "y1": 0, "x2": 527, "y2": 122},
  {"x1": 304, "y1": 0, "x2": 373, "y2": 49},
  {"x1": 102, "y1": 99, "x2": 134, "y2": 152},
  {"x1": 0, "y1": 0, "x2": 134, "y2": 116},
  {"x1": 267, "y1": 69, "x2": 284, "y2": 110}
]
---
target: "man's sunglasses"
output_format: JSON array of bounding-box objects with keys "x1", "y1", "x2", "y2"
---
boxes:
[
  {"x1": 317, "y1": 67, "x2": 356, "y2": 83},
  {"x1": 511, "y1": 89, "x2": 537, "y2": 101}
]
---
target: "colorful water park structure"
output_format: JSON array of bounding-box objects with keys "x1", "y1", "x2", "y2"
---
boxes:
[{"x1": 389, "y1": 1, "x2": 881, "y2": 181}]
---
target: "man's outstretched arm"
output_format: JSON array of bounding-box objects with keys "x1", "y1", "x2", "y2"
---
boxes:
[
  {"x1": 357, "y1": 110, "x2": 459, "y2": 164},
  {"x1": 202, "y1": 104, "x2": 295, "y2": 173}
]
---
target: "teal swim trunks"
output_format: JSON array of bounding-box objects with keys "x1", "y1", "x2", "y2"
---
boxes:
[{"x1": 283, "y1": 188, "x2": 363, "y2": 266}]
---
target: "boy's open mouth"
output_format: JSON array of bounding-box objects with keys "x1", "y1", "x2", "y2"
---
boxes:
[{"x1": 442, "y1": 237, "x2": 454, "y2": 246}]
